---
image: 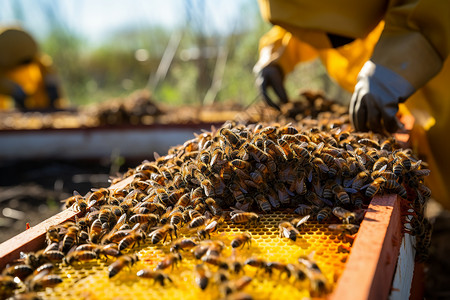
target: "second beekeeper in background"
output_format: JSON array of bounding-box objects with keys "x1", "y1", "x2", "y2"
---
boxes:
[
  {"x1": 254, "y1": 0, "x2": 450, "y2": 209},
  {"x1": 0, "y1": 26, "x2": 65, "y2": 110}
]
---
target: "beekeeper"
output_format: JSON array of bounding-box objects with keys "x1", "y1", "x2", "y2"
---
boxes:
[
  {"x1": 0, "y1": 26, "x2": 64, "y2": 110},
  {"x1": 254, "y1": 0, "x2": 450, "y2": 208}
]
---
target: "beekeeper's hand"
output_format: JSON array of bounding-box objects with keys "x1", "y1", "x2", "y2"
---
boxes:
[
  {"x1": 256, "y1": 64, "x2": 289, "y2": 111},
  {"x1": 350, "y1": 61, "x2": 415, "y2": 134},
  {"x1": 12, "y1": 84, "x2": 27, "y2": 110}
]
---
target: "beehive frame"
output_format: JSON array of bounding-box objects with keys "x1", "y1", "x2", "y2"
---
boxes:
[
  {"x1": 0, "y1": 175, "x2": 415, "y2": 299},
  {"x1": 0, "y1": 115, "x2": 422, "y2": 299}
]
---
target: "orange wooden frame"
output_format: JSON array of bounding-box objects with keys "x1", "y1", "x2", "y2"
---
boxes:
[{"x1": 0, "y1": 192, "x2": 404, "y2": 300}]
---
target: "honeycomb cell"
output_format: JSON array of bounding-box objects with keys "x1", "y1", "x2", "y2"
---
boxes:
[{"x1": 28, "y1": 212, "x2": 354, "y2": 299}]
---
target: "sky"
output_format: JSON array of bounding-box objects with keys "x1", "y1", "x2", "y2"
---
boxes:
[{"x1": 1, "y1": 0, "x2": 259, "y2": 44}]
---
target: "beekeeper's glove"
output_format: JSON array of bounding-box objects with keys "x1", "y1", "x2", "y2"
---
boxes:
[
  {"x1": 350, "y1": 61, "x2": 415, "y2": 133},
  {"x1": 256, "y1": 64, "x2": 289, "y2": 111}
]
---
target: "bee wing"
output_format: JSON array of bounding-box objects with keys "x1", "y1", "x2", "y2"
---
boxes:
[
  {"x1": 360, "y1": 183, "x2": 371, "y2": 190},
  {"x1": 153, "y1": 152, "x2": 161, "y2": 160},
  {"x1": 296, "y1": 215, "x2": 310, "y2": 227},
  {"x1": 318, "y1": 197, "x2": 333, "y2": 206},
  {"x1": 229, "y1": 208, "x2": 245, "y2": 215},
  {"x1": 344, "y1": 187, "x2": 358, "y2": 194}
]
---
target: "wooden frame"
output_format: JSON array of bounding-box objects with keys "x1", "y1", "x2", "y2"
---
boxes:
[{"x1": 0, "y1": 192, "x2": 408, "y2": 299}]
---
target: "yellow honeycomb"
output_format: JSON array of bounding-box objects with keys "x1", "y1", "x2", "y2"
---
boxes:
[{"x1": 37, "y1": 212, "x2": 351, "y2": 299}]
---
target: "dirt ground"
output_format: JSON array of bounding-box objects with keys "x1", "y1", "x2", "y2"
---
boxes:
[
  {"x1": 1, "y1": 160, "x2": 449, "y2": 299},
  {"x1": 0, "y1": 160, "x2": 117, "y2": 243}
]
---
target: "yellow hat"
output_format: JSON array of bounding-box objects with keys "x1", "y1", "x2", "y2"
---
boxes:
[{"x1": 0, "y1": 27, "x2": 38, "y2": 69}]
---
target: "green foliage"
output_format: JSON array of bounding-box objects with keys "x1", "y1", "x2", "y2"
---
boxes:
[{"x1": 33, "y1": 1, "x2": 347, "y2": 108}]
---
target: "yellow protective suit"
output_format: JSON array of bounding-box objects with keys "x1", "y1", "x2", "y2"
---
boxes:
[
  {"x1": 0, "y1": 27, "x2": 64, "y2": 110},
  {"x1": 256, "y1": 0, "x2": 450, "y2": 208}
]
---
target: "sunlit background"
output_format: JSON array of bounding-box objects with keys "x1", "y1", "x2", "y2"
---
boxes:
[{"x1": 1, "y1": 0, "x2": 342, "y2": 108}]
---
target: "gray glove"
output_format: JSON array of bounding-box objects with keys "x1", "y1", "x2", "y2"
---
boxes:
[
  {"x1": 12, "y1": 84, "x2": 27, "y2": 110},
  {"x1": 350, "y1": 61, "x2": 415, "y2": 133},
  {"x1": 256, "y1": 64, "x2": 288, "y2": 111}
]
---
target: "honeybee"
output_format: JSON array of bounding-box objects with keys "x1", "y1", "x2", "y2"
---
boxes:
[
  {"x1": 0, "y1": 275, "x2": 18, "y2": 297},
  {"x1": 262, "y1": 188, "x2": 279, "y2": 210},
  {"x1": 332, "y1": 183, "x2": 351, "y2": 205},
  {"x1": 118, "y1": 227, "x2": 146, "y2": 251},
  {"x1": 34, "y1": 263, "x2": 54, "y2": 275},
  {"x1": 278, "y1": 124, "x2": 298, "y2": 135},
  {"x1": 243, "y1": 143, "x2": 269, "y2": 162},
  {"x1": 220, "y1": 128, "x2": 242, "y2": 147},
  {"x1": 89, "y1": 219, "x2": 104, "y2": 243},
  {"x1": 27, "y1": 273, "x2": 63, "y2": 292},
  {"x1": 197, "y1": 162, "x2": 213, "y2": 178},
  {"x1": 230, "y1": 211, "x2": 260, "y2": 226},
  {"x1": 373, "y1": 157, "x2": 389, "y2": 171},
  {"x1": 155, "y1": 252, "x2": 182, "y2": 271},
  {"x1": 266, "y1": 261, "x2": 291, "y2": 278},
  {"x1": 149, "y1": 224, "x2": 177, "y2": 244},
  {"x1": 169, "y1": 210, "x2": 184, "y2": 228},
  {"x1": 279, "y1": 221, "x2": 300, "y2": 241},
  {"x1": 221, "y1": 275, "x2": 253, "y2": 297},
  {"x1": 61, "y1": 225, "x2": 81, "y2": 252},
  {"x1": 308, "y1": 269, "x2": 328, "y2": 297},
  {"x1": 64, "y1": 250, "x2": 97, "y2": 265},
  {"x1": 87, "y1": 187, "x2": 110, "y2": 205},
  {"x1": 277, "y1": 139, "x2": 293, "y2": 159},
  {"x1": 231, "y1": 159, "x2": 251, "y2": 170},
  {"x1": 194, "y1": 264, "x2": 210, "y2": 290},
  {"x1": 328, "y1": 224, "x2": 360, "y2": 235},
  {"x1": 189, "y1": 215, "x2": 208, "y2": 229},
  {"x1": 205, "y1": 198, "x2": 223, "y2": 216},
  {"x1": 229, "y1": 182, "x2": 246, "y2": 203},
  {"x1": 191, "y1": 243, "x2": 211, "y2": 259},
  {"x1": 155, "y1": 189, "x2": 170, "y2": 206},
  {"x1": 170, "y1": 238, "x2": 198, "y2": 253},
  {"x1": 129, "y1": 213, "x2": 158, "y2": 226},
  {"x1": 259, "y1": 125, "x2": 277, "y2": 136},
  {"x1": 131, "y1": 179, "x2": 151, "y2": 193},
  {"x1": 286, "y1": 263, "x2": 307, "y2": 281},
  {"x1": 168, "y1": 188, "x2": 189, "y2": 204},
  {"x1": 108, "y1": 254, "x2": 139, "y2": 278},
  {"x1": 136, "y1": 269, "x2": 173, "y2": 286},
  {"x1": 274, "y1": 182, "x2": 291, "y2": 205},
  {"x1": 365, "y1": 177, "x2": 386, "y2": 197},
  {"x1": 255, "y1": 193, "x2": 271, "y2": 213},
  {"x1": 3, "y1": 264, "x2": 33, "y2": 281},
  {"x1": 352, "y1": 171, "x2": 370, "y2": 190},
  {"x1": 197, "y1": 214, "x2": 223, "y2": 240},
  {"x1": 201, "y1": 179, "x2": 215, "y2": 197},
  {"x1": 97, "y1": 244, "x2": 121, "y2": 259},
  {"x1": 40, "y1": 250, "x2": 65, "y2": 263},
  {"x1": 244, "y1": 257, "x2": 268, "y2": 274},
  {"x1": 46, "y1": 225, "x2": 61, "y2": 245},
  {"x1": 384, "y1": 179, "x2": 407, "y2": 198},
  {"x1": 294, "y1": 204, "x2": 312, "y2": 216},
  {"x1": 201, "y1": 254, "x2": 228, "y2": 270},
  {"x1": 312, "y1": 157, "x2": 329, "y2": 173},
  {"x1": 64, "y1": 191, "x2": 88, "y2": 212},
  {"x1": 358, "y1": 138, "x2": 380, "y2": 149},
  {"x1": 417, "y1": 183, "x2": 431, "y2": 198},
  {"x1": 332, "y1": 207, "x2": 356, "y2": 224},
  {"x1": 290, "y1": 144, "x2": 311, "y2": 164},
  {"x1": 231, "y1": 232, "x2": 252, "y2": 249},
  {"x1": 264, "y1": 139, "x2": 286, "y2": 161},
  {"x1": 316, "y1": 207, "x2": 332, "y2": 223}
]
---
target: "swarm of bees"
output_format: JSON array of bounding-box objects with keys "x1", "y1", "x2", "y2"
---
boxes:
[{"x1": 1, "y1": 116, "x2": 431, "y2": 298}]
